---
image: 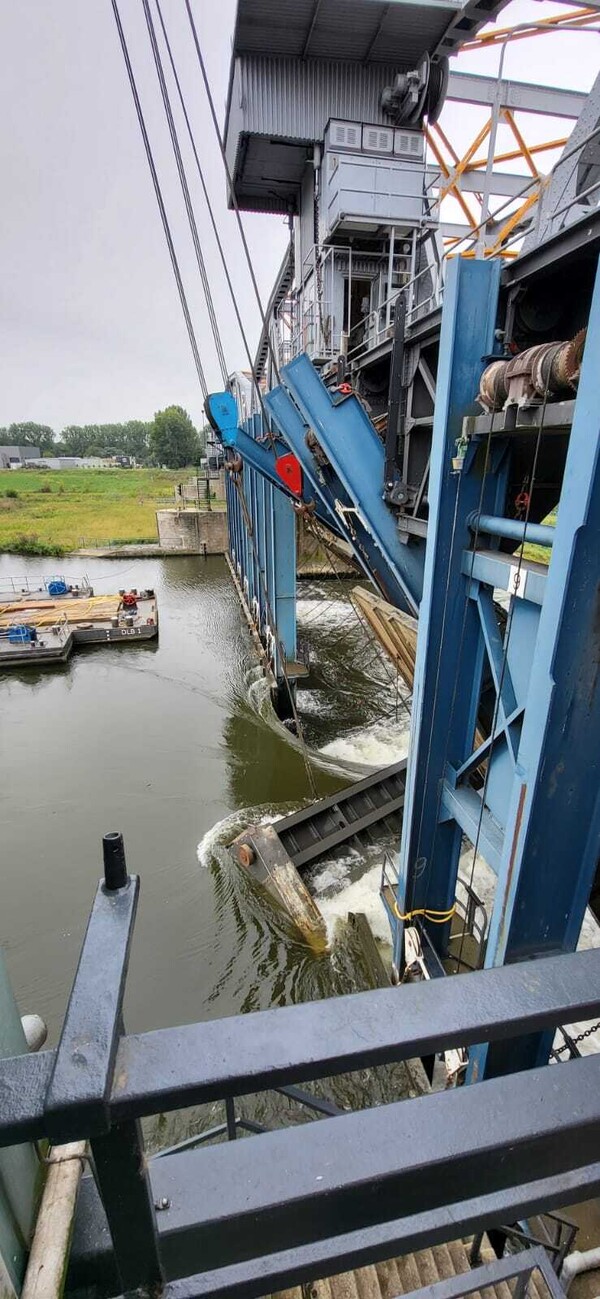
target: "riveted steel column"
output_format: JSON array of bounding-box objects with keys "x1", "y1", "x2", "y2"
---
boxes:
[
  {"x1": 395, "y1": 258, "x2": 503, "y2": 971},
  {"x1": 480, "y1": 255, "x2": 600, "y2": 1077},
  {"x1": 255, "y1": 428, "x2": 267, "y2": 633}
]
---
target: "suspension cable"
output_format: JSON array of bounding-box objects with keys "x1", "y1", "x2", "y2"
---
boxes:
[
  {"x1": 183, "y1": 0, "x2": 282, "y2": 387},
  {"x1": 110, "y1": 0, "x2": 208, "y2": 399},
  {"x1": 152, "y1": 0, "x2": 270, "y2": 425},
  {"x1": 141, "y1": 0, "x2": 229, "y2": 389}
]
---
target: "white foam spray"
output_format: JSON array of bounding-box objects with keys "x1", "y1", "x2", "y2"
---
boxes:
[
  {"x1": 318, "y1": 863, "x2": 392, "y2": 947},
  {"x1": 197, "y1": 805, "x2": 290, "y2": 869},
  {"x1": 320, "y1": 720, "x2": 410, "y2": 768}
]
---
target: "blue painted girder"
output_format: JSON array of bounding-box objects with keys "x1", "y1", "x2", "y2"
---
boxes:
[
  {"x1": 205, "y1": 389, "x2": 341, "y2": 537},
  {"x1": 277, "y1": 354, "x2": 425, "y2": 615},
  {"x1": 266, "y1": 383, "x2": 358, "y2": 557}
]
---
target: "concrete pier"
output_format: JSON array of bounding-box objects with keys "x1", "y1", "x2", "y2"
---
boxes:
[{"x1": 155, "y1": 508, "x2": 228, "y2": 554}]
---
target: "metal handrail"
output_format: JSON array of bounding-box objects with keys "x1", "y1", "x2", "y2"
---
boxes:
[{"x1": 8, "y1": 836, "x2": 600, "y2": 1298}]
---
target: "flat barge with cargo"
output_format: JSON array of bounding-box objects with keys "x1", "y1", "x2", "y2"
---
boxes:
[{"x1": 0, "y1": 585, "x2": 158, "y2": 667}]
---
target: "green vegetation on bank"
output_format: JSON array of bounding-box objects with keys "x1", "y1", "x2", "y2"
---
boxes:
[{"x1": 0, "y1": 468, "x2": 184, "y2": 554}]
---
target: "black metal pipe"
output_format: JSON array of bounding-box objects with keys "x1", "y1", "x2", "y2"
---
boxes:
[
  {"x1": 385, "y1": 295, "x2": 406, "y2": 486},
  {"x1": 103, "y1": 832, "x2": 128, "y2": 891},
  {"x1": 225, "y1": 1097, "x2": 237, "y2": 1141}
]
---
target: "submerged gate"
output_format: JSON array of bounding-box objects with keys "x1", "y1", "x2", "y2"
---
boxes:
[{"x1": 223, "y1": 405, "x2": 297, "y2": 698}]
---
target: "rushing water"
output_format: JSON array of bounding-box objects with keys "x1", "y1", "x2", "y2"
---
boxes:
[{"x1": 0, "y1": 553, "x2": 417, "y2": 1143}]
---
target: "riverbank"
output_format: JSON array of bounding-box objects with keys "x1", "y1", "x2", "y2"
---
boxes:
[{"x1": 0, "y1": 467, "x2": 221, "y2": 555}]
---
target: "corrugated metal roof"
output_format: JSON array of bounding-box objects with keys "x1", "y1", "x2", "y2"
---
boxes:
[{"x1": 231, "y1": 0, "x2": 464, "y2": 67}]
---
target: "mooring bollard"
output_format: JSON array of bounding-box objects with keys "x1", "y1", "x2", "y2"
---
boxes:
[{"x1": 102, "y1": 831, "x2": 128, "y2": 890}]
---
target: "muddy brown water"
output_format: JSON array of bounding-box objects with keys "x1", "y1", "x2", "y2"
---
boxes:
[{"x1": 0, "y1": 553, "x2": 416, "y2": 1144}]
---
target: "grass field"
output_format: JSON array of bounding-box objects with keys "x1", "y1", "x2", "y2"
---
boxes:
[{"x1": 0, "y1": 468, "x2": 197, "y2": 554}]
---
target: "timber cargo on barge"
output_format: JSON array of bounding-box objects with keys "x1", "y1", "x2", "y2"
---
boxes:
[{"x1": 0, "y1": 587, "x2": 158, "y2": 667}]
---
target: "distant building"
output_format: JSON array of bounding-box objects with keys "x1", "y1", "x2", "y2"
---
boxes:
[
  {"x1": 22, "y1": 456, "x2": 113, "y2": 470},
  {"x1": 0, "y1": 445, "x2": 40, "y2": 468}
]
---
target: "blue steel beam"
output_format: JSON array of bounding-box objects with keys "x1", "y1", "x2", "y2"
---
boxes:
[
  {"x1": 279, "y1": 355, "x2": 426, "y2": 616},
  {"x1": 394, "y1": 257, "x2": 504, "y2": 970},
  {"x1": 213, "y1": 393, "x2": 298, "y2": 681},
  {"x1": 206, "y1": 390, "x2": 338, "y2": 535},
  {"x1": 270, "y1": 480, "x2": 297, "y2": 676},
  {"x1": 478, "y1": 256, "x2": 600, "y2": 1078},
  {"x1": 265, "y1": 384, "x2": 352, "y2": 543}
]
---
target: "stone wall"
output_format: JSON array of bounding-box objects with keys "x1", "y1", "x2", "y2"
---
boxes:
[{"x1": 156, "y1": 508, "x2": 228, "y2": 554}]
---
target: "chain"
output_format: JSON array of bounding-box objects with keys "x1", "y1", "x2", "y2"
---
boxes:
[{"x1": 550, "y1": 1020, "x2": 600, "y2": 1061}]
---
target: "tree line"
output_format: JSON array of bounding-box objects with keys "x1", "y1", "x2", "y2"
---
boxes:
[{"x1": 0, "y1": 407, "x2": 211, "y2": 469}]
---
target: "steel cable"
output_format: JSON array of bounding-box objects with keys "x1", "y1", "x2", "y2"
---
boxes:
[
  {"x1": 110, "y1": 0, "x2": 208, "y2": 398},
  {"x1": 183, "y1": 0, "x2": 282, "y2": 387},
  {"x1": 141, "y1": 0, "x2": 229, "y2": 388},
  {"x1": 152, "y1": 0, "x2": 270, "y2": 425}
]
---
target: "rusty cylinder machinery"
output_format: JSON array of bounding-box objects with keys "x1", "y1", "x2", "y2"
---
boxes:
[{"x1": 478, "y1": 330, "x2": 587, "y2": 412}]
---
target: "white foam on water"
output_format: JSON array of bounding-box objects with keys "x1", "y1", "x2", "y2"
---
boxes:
[
  {"x1": 197, "y1": 806, "x2": 289, "y2": 869},
  {"x1": 295, "y1": 689, "x2": 340, "y2": 719},
  {"x1": 310, "y1": 849, "x2": 362, "y2": 896},
  {"x1": 320, "y1": 719, "x2": 411, "y2": 768},
  {"x1": 296, "y1": 596, "x2": 354, "y2": 630},
  {"x1": 319, "y1": 863, "x2": 392, "y2": 947}
]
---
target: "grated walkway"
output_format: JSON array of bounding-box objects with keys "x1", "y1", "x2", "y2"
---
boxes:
[{"x1": 272, "y1": 1239, "x2": 549, "y2": 1299}]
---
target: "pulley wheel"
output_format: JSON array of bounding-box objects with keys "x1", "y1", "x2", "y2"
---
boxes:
[{"x1": 427, "y1": 58, "x2": 449, "y2": 125}]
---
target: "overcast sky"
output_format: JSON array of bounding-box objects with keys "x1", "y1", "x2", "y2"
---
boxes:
[{"x1": 0, "y1": 0, "x2": 597, "y2": 433}]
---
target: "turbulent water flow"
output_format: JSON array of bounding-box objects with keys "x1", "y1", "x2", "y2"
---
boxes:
[
  {"x1": 297, "y1": 580, "x2": 412, "y2": 769},
  {"x1": 0, "y1": 557, "x2": 419, "y2": 1150}
]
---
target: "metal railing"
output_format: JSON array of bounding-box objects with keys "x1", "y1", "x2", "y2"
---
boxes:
[
  {"x1": 274, "y1": 232, "x2": 443, "y2": 371},
  {"x1": 379, "y1": 846, "x2": 488, "y2": 971},
  {"x1": 0, "y1": 574, "x2": 92, "y2": 600},
  {"x1": 265, "y1": 120, "x2": 600, "y2": 382},
  {"x1": 3, "y1": 833, "x2": 600, "y2": 1299},
  {"x1": 0, "y1": 611, "x2": 71, "y2": 648},
  {"x1": 471, "y1": 1212, "x2": 577, "y2": 1279},
  {"x1": 401, "y1": 1246, "x2": 567, "y2": 1299}
]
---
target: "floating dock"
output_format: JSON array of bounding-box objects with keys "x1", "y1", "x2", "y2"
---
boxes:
[{"x1": 0, "y1": 588, "x2": 158, "y2": 667}]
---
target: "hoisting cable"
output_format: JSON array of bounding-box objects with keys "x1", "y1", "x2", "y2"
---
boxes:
[
  {"x1": 302, "y1": 515, "x2": 411, "y2": 724},
  {"x1": 141, "y1": 0, "x2": 229, "y2": 389},
  {"x1": 303, "y1": 515, "x2": 412, "y2": 716},
  {"x1": 152, "y1": 0, "x2": 271, "y2": 428},
  {"x1": 110, "y1": 0, "x2": 208, "y2": 399},
  {"x1": 113, "y1": 0, "x2": 308, "y2": 789},
  {"x1": 183, "y1": 0, "x2": 282, "y2": 388},
  {"x1": 454, "y1": 386, "x2": 549, "y2": 975}
]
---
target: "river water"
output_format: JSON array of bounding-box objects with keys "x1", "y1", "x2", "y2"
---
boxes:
[{"x1": 0, "y1": 553, "x2": 417, "y2": 1142}]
